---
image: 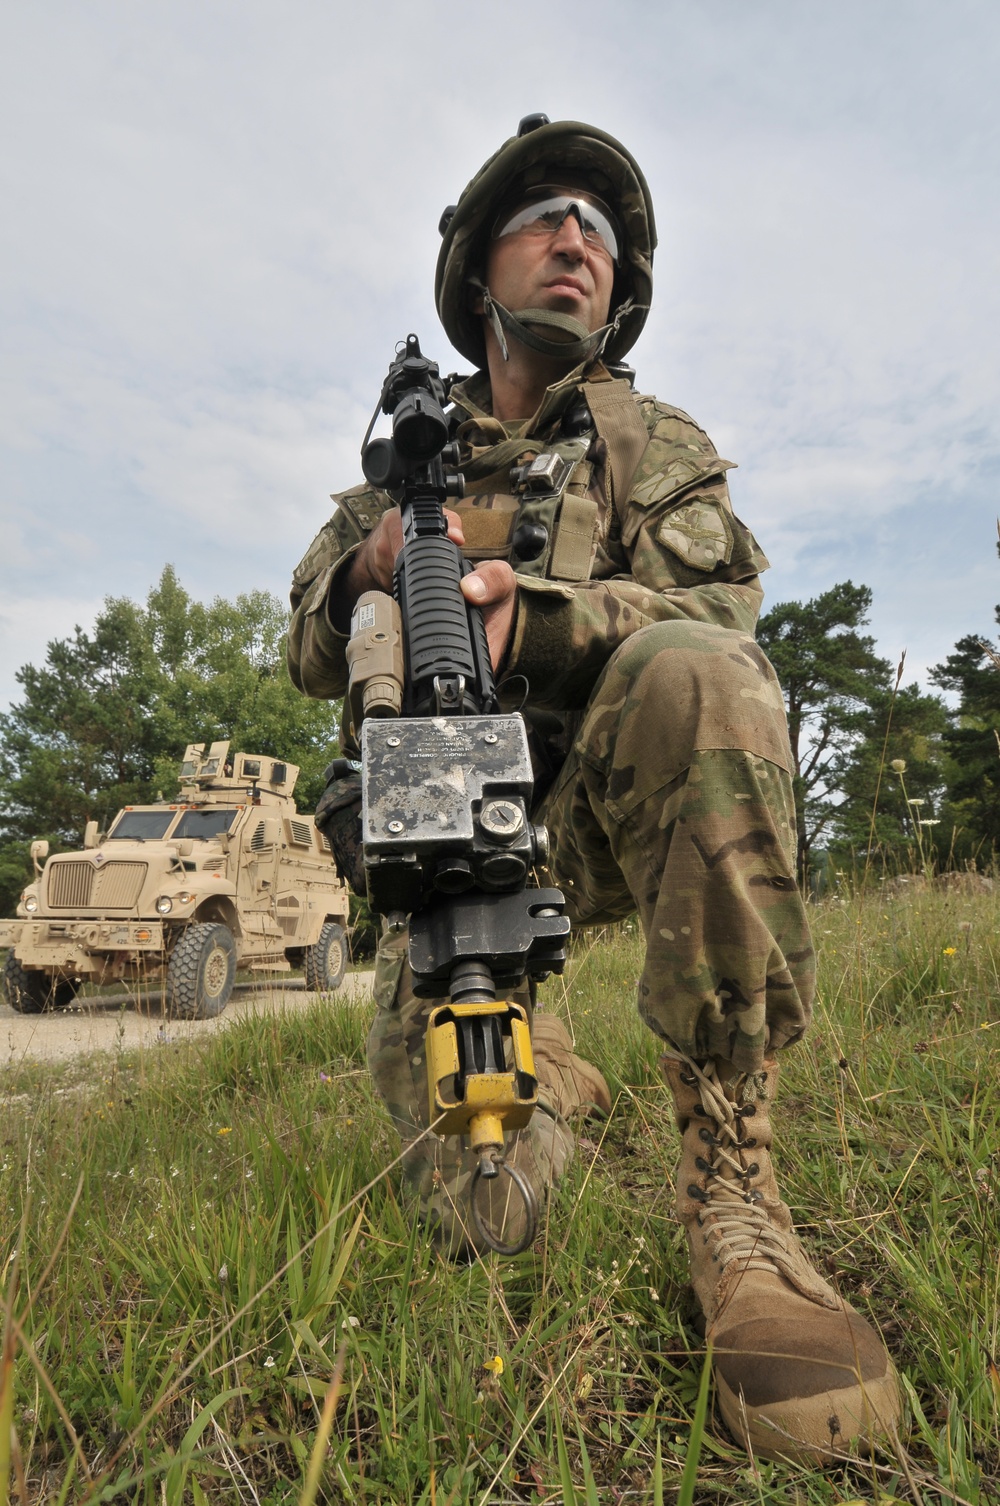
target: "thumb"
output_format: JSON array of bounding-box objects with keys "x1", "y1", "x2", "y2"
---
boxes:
[{"x1": 461, "y1": 573, "x2": 489, "y2": 601}]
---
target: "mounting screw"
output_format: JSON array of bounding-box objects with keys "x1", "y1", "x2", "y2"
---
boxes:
[
  {"x1": 387, "y1": 819, "x2": 404, "y2": 834},
  {"x1": 480, "y1": 799, "x2": 525, "y2": 844}
]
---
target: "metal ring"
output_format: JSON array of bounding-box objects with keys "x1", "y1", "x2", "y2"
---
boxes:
[{"x1": 469, "y1": 1157, "x2": 539, "y2": 1256}]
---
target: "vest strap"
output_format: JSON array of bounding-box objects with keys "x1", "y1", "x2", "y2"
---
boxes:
[
  {"x1": 549, "y1": 492, "x2": 600, "y2": 581},
  {"x1": 584, "y1": 377, "x2": 651, "y2": 512}
]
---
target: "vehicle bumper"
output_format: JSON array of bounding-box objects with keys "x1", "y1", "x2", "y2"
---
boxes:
[
  {"x1": 2, "y1": 919, "x2": 165, "y2": 972},
  {"x1": 0, "y1": 919, "x2": 23, "y2": 949}
]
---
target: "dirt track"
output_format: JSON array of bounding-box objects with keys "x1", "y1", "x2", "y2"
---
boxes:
[{"x1": 0, "y1": 972, "x2": 375, "y2": 1065}]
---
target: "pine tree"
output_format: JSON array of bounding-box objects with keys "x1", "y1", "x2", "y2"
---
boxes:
[
  {"x1": 758, "y1": 582, "x2": 946, "y2": 881},
  {"x1": 930, "y1": 628, "x2": 1000, "y2": 858}
]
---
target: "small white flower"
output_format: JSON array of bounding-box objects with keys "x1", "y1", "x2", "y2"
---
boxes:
[{"x1": 263, "y1": 1355, "x2": 275, "y2": 1369}]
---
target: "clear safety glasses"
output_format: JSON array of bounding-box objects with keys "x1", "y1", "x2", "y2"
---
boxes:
[{"x1": 491, "y1": 189, "x2": 622, "y2": 264}]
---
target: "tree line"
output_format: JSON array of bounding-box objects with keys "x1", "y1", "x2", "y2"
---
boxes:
[
  {"x1": 757, "y1": 578, "x2": 998, "y2": 884},
  {"x1": 0, "y1": 562, "x2": 997, "y2": 914},
  {"x1": 0, "y1": 567, "x2": 340, "y2": 915}
]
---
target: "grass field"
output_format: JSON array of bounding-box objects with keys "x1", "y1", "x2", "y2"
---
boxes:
[{"x1": 2, "y1": 878, "x2": 999, "y2": 1504}]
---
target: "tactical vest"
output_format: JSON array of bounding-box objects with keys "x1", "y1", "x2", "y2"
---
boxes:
[{"x1": 451, "y1": 374, "x2": 651, "y2": 583}]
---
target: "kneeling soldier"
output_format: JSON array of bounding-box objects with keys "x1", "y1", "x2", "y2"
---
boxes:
[{"x1": 288, "y1": 114, "x2": 901, "y2": 1463}]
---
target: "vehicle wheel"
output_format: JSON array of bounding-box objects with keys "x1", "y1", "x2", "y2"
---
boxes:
[
  {"x1": 166, "y1": 923, "x2": 236, "y2": 1019},
  {"x1": 304, "y1": 922, "x2": 347, "y2": 993},
  {"x1": 51, "y1": 977, "x2": 79, "y2": 1008},
  {"x1": 2, "y1": 953, "x2": 77, "y2": 1013}
]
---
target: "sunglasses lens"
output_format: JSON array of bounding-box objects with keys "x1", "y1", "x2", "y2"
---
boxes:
[{"x1": 494, "y1": 193, "x2": 621, "y2": 262}]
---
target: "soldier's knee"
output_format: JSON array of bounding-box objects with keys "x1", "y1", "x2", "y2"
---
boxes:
[
  {"x1": 585, "y1": 622, "x2": 789, "y2": 779},
  {"x1": 609, "y1": 621, "x2": 774, "y2": 704}
]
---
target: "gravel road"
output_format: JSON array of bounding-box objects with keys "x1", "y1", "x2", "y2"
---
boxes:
[{"x1": 0, "y1": 972, "x2": 374, "y2": 1065}]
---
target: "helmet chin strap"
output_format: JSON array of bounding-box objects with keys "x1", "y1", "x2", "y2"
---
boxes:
[{"x1": 472, "y1": 277, "x2": 638, "y2": 365}]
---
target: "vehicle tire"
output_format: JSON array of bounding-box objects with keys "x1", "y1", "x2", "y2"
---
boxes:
[
  {"x1": 304, "y1": 922, "x2": 347, "y2": 993},
  {"x1": 2, "y1": 953, "x2": 77, "y2": 1013},
  {"x1": 166, "y1": 923, "x2": 236, "y2": 1019},
  {"x1": 51, "y1": 977, "x2": 79, "y2": 1009}
]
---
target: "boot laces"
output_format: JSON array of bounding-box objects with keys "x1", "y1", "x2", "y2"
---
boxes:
[{"x1": 667, "y1": 1051, "x2": 801, "y2": 1283}]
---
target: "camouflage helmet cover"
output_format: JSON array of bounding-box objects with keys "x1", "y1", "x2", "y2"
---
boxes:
[{"x1": 436, "y1": 116, "x2": 657, "y2": 368}]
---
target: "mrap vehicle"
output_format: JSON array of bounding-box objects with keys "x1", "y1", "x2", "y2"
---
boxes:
[{"x1": 0, "y1": 741, "x2": 350, "y2": 1018}]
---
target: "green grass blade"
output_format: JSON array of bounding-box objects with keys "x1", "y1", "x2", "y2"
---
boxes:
[
  {"x1": 163, "y1": 1387, "x2": 246, "y2": 1506},
  {"x1": 651, "y1": 1430, "x2": 663, "y2": 1506},
  {"x1": 677, "y1": 1343, "x2": 712, "y2": 1506}
]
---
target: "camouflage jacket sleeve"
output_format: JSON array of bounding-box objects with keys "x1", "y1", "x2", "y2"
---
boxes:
[
  {"x1": 287, "y1": 484, "x2": 393, "y2": 699},
  {"x1": 504, "y1": 399, "x2": 769, "y2": 710}
]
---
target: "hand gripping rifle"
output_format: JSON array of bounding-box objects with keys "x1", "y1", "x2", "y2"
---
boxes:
[{"x1": 346, "y1": 335, "x2": 570, "y2": 1256}]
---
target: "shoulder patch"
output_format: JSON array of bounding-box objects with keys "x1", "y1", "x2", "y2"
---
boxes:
[{"x1": 657, "y1": 497, "x2": 735, "y2": 572}]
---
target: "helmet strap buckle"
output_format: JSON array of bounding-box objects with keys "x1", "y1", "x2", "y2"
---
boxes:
[{"x1": 473, "y1": 278, "x2": 642, "y2": 368}]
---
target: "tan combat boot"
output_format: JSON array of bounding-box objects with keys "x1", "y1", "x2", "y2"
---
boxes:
[
  {"x1": 662, "y1": 1052, "x2": 901, "y2": 1463},
  {"x1": 532, "y1": 1011, "x2": 612, "y2": 1121},
  {"x1": 420, "y1": 1013, "x2": 608, "y2": 1259}
]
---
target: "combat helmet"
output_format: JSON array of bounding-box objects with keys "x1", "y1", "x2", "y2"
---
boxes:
[{"x1": 436, "y1": 114, "x2": 656, "y2": 369}]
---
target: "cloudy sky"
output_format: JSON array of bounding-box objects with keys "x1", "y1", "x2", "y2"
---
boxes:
[{"x1": 2, "y1": 0, "x2": 997, "y2": 710}]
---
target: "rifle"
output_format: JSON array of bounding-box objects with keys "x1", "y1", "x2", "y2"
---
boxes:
[{"x1": 346, "y1": 335, "x2": 569, "y2": 1255}]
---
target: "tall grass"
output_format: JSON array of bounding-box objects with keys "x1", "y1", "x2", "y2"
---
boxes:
[{"x1": 1, "y1": 878, "x2": 999, "y2": 1503}]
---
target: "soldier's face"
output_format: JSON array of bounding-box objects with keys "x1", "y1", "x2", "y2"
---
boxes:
[{"x1": 483, "y1": 195, "x2": 615, "y2": 336}]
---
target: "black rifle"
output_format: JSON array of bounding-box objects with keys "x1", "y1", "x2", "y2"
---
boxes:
[{"x1": 348, "y1": 335, "x2": 570, "y2": 1254}]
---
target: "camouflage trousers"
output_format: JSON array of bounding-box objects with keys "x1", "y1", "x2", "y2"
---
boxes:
[{"x1": 367, "y1": 619, "x2": 815, "y2": 1253}]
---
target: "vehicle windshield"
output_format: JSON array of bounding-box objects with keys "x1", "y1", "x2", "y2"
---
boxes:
[
  {"x1": 107, "y1": 810, "x2": 177, "y2": 841},
  {"x1": 172, "y1": 808, "x2": 240, "y2": 840}
]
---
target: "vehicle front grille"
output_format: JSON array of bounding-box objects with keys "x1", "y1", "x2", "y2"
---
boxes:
[{"x1": 47, "y1": 860, "x2": 148, "y2": 910}]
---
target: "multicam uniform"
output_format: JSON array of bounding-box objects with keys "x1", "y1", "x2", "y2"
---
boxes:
[{"x1": 288, "y1": 356, "x2": 814, "y2": 1250}]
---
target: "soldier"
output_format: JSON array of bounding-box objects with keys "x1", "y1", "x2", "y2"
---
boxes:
[{"x1": 287, "y1": 116, "x2": 900, "y2": 1461}]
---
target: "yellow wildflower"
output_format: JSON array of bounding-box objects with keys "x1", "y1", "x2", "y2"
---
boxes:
[{"x1": 482, "y1": 1355, "x2": 504, "y2": 1376}]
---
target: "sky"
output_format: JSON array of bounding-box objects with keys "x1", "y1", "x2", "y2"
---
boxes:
[{"x1": 2, "y1": 0, "x2": 998, "y2": 711}]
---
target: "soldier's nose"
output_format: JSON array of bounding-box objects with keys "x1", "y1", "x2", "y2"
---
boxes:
[{"x1": 550, "y1": 213, "x2": 587, "y2": 260}]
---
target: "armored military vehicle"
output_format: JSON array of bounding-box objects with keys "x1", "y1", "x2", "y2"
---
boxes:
[{"x1": 0, "y1": 741, "x2": 351, "y2": 1019}]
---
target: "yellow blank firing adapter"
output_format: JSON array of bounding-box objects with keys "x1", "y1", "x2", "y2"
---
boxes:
[{"x1": 426, "y1": 1000, "x2": 540, "y2": 1254}]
